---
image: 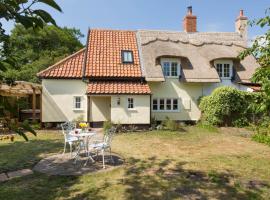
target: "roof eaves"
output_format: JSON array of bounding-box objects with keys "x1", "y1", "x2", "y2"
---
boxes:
[{"x1": 36, "y1": 48, "x2": 85, "y2": 78}]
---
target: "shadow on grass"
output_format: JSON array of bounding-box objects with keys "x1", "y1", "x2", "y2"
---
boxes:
[
  {"x1": 0, "y1": 173, "x2": 109, "y2": 200},
  {"x1": 0, "y1": 139, "x2": 63, "y2": 173},
  {"x1": 123, "y1": 157, "x2": 269, "y2": 200}
]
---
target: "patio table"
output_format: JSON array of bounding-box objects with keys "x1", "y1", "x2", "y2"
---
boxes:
[{"x1": 69, "y1": 130, "x2": 96, "y2": 165}]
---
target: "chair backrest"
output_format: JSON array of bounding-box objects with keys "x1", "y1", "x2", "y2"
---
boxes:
[
  {"x1": 61, "y1": 122, "x2": 76, "y2": 136},
  {"x1": 104, "y1": 127, "x2": 116, "y2": 146}
]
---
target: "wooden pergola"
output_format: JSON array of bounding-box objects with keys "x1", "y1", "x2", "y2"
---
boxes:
[{"x1": 0, "y1": 81, "x2": 42, "y2": 121}]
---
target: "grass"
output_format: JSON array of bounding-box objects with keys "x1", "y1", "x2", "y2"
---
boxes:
[{"x1": 1, "y1": 127, "x2": 270, "y2": 199}]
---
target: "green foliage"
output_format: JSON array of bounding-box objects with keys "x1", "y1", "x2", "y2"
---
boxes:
[
  {"x1": 252, "y1": 133, "x2": 270, "y2": 146},
  {"x1": 239, "y1": 8, "x2": 270, "y2": 117},
  {"x1": 199, "y1": 86, "x2": 264, "y2": 127},
  {"x1": 9, "y1": 120, "x2": 37, "y2": 141},
  {"x1": 161, "y1": 116, "x2": 180, "y2": 131},
  {"x1": 103, "y1": 121, "x2": 113, "y2": 132},
  {"x1": 0, "y1": 0, "x2": 62, "y2": 69},
  {"x1": 196, "y1": 122, "x2": 218, "y2": 132},
  {"x1": 1, "y1": 25, "x2": 83, "y2": 83}
]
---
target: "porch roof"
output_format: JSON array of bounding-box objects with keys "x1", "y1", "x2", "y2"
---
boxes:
[{"x1": 86, "y1": 81, "x2": 151, "y2": 95}]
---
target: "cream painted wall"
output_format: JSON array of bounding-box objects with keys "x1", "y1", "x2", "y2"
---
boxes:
[
  {"x1": 90, "y1": 96, "x2": 111, "y2": 122},
  {"x1": 149, "y1": 79, "x2": 202, "y2": 121},
  {"x1": 150, "y1": 78, "x2": 250, "y2": 121},
  {"x1": 111, "y1": 95, "x2": 150, "y2": 124},
  {"x1": 202, "y1": 80, "x2": 249, "y2": 96},
  {"x1": 42, "y1": 79, "x2": 87, "y2": 122}
]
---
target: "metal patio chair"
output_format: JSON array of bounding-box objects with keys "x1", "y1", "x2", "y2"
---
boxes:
[
  {"x1": 61, "y1": 122, "x2": 79, "y2": 155},
  {"x1": 89, "y1": 127, "x2": 116, "y2": 168}
]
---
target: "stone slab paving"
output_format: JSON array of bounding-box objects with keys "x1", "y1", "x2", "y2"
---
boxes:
[
  {"x1": 33, "y1": 153, "x2": 124, "y2": 176},
  {"x1": 0, "y1": 173, "x2": 9, "y2": 182},
  {"x1": 0, "y1": 169, "x2": 33, "y2": 182},
  {"x1": 7, "y1": 169, "x2": 33, "y2": 179}
]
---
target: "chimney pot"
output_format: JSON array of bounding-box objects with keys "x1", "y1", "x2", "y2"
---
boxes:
[
  {"x1": 187, "y1": 6, "x2": 192, "y2": 15},
  {"x1": 239, "y1": 9, "x2": 244, "y2": 17}
]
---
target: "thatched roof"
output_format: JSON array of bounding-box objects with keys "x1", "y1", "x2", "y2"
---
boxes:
[
  {"x1": 137, "y1": 30, "x2": 259, "y2": 83},
  {"x1": 0, "y1": 81, "x2": 41, "y2": 97}
]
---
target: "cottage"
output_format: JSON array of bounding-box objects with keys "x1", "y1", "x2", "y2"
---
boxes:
[{"x1": 37, "y1": 7, "x2": 259, "y2": 127}]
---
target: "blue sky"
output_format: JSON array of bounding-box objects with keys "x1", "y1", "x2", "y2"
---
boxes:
[{"x1": 3, "y1": 0, "x2": 270, "y2": 43}]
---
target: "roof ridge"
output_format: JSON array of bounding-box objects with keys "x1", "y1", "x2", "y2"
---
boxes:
[
  {"x1": 138, "y1": 29, "x2": 241, "y2": 35},
  {"x1": 89, "y1": 28, "x2": 136, "y2": 32},
  {"x1": 37, "y1": 48, "x2": 85, "y2": 77}
]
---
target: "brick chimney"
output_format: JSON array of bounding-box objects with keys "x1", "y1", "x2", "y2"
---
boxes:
[
  {"x1": 183, "y1": 6, "x2": 197, "y2": 32},
  {"x1": 235, "y1": 10, "x2": 248, "y2": 39}
]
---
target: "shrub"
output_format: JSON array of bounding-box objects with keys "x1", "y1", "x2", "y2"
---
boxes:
[
  {"x1": 103, "y1": 121, "x2": 113, "y2": 132},
  {"x1": 162, "y1": 116, "x2": 179, "y2": 131},
  {"x1": 252, "y1": 133, "x2": 270, "y2": 146},
  {"x1": 199, "y1": 86, "x2": 264, "y2": 127}
]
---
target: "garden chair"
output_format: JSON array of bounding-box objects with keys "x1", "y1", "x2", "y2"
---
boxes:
[
  {"x1": 89, "y1": 127, "x2": 116, "y2": 169},
  {"x1": 61, "y1": 122, "x2": 79, "y2": 155}
]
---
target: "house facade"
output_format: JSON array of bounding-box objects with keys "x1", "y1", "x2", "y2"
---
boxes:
[{"x1": 38, "y1": 8, "x2": 260, "y2": 127}]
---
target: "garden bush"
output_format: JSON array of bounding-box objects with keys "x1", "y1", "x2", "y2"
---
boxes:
[
  {"x1": 103, "y1": 121, "x2": 113, "y2": 132},
  {"x1": 252, "y1": 133, "x2": 270, "y2": 146},
  {"x1": 161, "y1": 116, "x2": 180, "y2": 131},
  {"x1": 199, "y1": 86, "x2": 265, "y2": 127}
]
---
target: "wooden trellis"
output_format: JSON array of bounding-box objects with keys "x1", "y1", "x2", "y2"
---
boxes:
[{"x1": 0, "y1": 81, "x2": 42, "y2": 121}]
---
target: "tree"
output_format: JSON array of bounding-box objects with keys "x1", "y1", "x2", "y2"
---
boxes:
[
  {"x1": 2, "y1": 24, "x2": 84, "y2": 83},
  {"x1": 0, "y1": 0, "x2": 62, "y2": 71},
  {"x1": 239, "y1": 8, "x2": 270, "y2": 116},
  {"x1": 0, "y1": 0, "x2": 62, "y2": 141}
]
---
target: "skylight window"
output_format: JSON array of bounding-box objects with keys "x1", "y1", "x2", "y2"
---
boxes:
[{"x1": 122, "y1": 50, "x2": 134, "y2": 63}]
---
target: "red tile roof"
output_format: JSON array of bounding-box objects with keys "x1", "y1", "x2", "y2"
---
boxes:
[
  {"x1": 87, "y1": 81, "x2": 151, "y2": 94},
  {"x1": 37, "y1": 48, "x2": 85, "y2": 78},
  {"x1": 84, "y1": 29, "x2": 142, "y2": 78}
]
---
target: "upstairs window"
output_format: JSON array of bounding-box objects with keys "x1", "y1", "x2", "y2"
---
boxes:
[
  {"x1": 161, "y1": 59, "x2": 181, "y2": 78},
  {"x1": 215, "y1": 62, "x2": 232, "y2": 79},
  {"x1": 127, "y1": 97, "x2": 134, "y2": 109},
  {"x1": 122, "y1": 50, "x2": 134, "y2": 63}
]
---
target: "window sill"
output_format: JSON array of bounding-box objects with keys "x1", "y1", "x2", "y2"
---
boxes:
[
  {"x1": 127, "y1": 108, "x2": 137, "y2": 111},
  {"x1": 152, "y1": 110, "x2": 180, "y2": 113},
  {"x1": 73, "y1": 109, "x2": 84, "y2": 111},
  {"x1": 164, "y1": 76, "x2": 179, "y2": 79}
]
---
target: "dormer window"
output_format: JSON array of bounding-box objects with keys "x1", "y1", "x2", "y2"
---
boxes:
[
  {"x1": 161, "y1": 58, "x2": 181, "y2": 78},
  {"x1": 122, "y1": 50, "x2": 134, "y2": 63},
  {"x1": 214, "y1": 60, "x2": 233, "y2": 80}
]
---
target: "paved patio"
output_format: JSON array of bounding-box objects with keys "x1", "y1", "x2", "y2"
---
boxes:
[{"x1": 33, "y1": 153, "x2": 124, "y2": 176}]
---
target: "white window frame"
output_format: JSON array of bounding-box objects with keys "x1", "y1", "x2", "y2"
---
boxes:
[
  {"x1": 161, "y1": 58, "x2": 181, "y2": 78},
  {"x1": 152, "y1": 98, "x2": 180, "y2": 112},
  {"x1": 122, "y1": 50, "x2": 134, "y2": 63},
  {"x1": 214, "y1": 60, "x2": 233, "y2": 80},
  {"x1": 127, "y1": 97, "x2": 135, "y2": 110},
  {"x1": 73, "y1": 96, "x2": 83, "y2": 110}
]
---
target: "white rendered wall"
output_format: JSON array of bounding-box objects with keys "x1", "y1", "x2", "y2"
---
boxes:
[{"x1": 42, "y1": 79, "x2": 87, "y2": 122}]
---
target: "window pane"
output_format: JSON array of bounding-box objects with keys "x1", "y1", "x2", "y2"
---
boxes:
[
  {"x1": 223, "y1": 64, "x2": 230, "y2": 77},
  {"x1": 216, "y1": 64, "x2": 223, "y2": 77},
  {"x1": 123, "y1": 51, "x2": 133, "y2": 63},
  {"x1": 75, "y1": 97, "x2": 81, "y2": 109},
  {"x1": 171, "y1": 62, "x2": 178, "y2": 76},
  {"x1": 162, "y1": 62, "x2": 170, "y2": 77},
  {"x1": 159, "y1": 99, "x2": 165, "y2": 110},
  {"x1": 166, "y1": 99, "x2": 172, "y2": 110},
  {"x1": 173, "y1": 99, "x2": 178, "y2": 110},
  {"x1": 128, "y1": 98, "x2": 134, "y2": 109},
  {"x1": 153, "y1": 99, "x2": 158, "y2": 110}
]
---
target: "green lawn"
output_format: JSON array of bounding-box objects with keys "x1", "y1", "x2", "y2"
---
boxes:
[{"x1": 1, "y1": 127, "x2": 270, "y2": 200}]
